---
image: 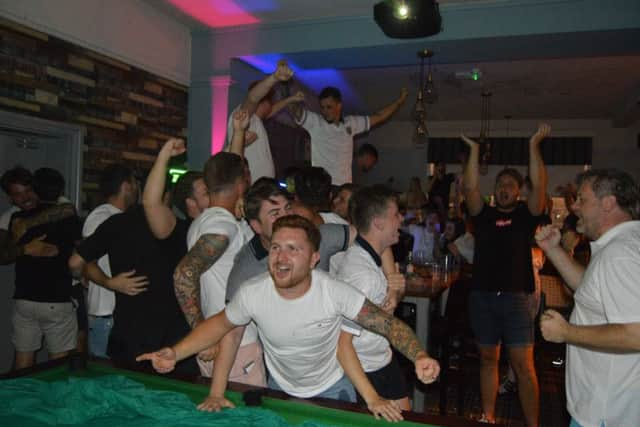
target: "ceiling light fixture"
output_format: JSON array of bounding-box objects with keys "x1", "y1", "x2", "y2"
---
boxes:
[
  {"x1": 479, "y1": 91, "x2": 492, "y2": 175},
  {"x1": 413, "y1": 49, "x2": 434, "y2": 144}
]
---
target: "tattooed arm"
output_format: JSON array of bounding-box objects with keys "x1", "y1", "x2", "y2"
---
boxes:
[
  {"x1": 354, "y1": 299, "x2": 440, "y2": 384},
  {"x1": 174, "y1": 233, "x2": 230, "y2": 328},
  {"x1": 11, "y1": 203, "x2": 75, "y2": 241}
]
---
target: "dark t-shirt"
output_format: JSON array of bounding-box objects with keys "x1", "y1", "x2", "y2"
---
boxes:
[
  {"x1": 471, "y1": 203, "x2": 543, "y2": 293},
  {"x1": 12, "y1": 203, "x2": 82, "y2": 302},
  {"x1": 76, "y1": 206, "x2": 193, "y2": 369}
]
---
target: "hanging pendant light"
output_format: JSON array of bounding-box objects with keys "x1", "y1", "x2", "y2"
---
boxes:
[{"x1": 413, "y1": 49, "x2": 432, "y2": 144}]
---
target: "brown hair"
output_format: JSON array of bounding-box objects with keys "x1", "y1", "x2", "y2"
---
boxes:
[{"x1": 271, "y1": 215, "x2": 321, "y2": 251}]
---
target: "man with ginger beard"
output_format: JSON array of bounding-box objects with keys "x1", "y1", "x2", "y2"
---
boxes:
[{"x1": 138, "y1": 215, "x2": 439, "y2": 423}]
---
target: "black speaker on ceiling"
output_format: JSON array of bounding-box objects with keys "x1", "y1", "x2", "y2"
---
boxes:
[{"x1": 374, "y1": 0, "x2": 442, "y2": 39}]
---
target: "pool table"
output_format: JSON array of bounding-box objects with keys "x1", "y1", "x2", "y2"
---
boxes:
[{"x1": 1, "y1": 357, "x2": 486, "y2": 427}]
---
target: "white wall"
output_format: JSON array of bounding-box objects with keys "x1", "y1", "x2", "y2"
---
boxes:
[
  {"x1": 0, "y1": 0, "x2": 191, "y2": 85},
  {"x1": 358, "y1": 119, "x2": 640, "y2": 196}
]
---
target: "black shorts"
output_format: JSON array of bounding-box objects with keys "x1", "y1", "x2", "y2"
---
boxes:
[{"x1": 360, "y1": 355, "x2": 409, "y2": 401}]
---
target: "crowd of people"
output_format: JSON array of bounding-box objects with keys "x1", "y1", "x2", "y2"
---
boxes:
[{"x1": 1, "y1": 60, "x2": 639, "y2": 427}]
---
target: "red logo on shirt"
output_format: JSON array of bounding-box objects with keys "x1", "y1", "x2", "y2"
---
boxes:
[{"x1": 495, "y1": 219, "x2": 512, "y2": 227}]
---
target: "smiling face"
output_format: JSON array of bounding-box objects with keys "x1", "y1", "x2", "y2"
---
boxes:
[
  {"x1": 572, "y1": 180, "x2": 604, "y2": 240},
  {"x1": 319, "y1": 97, "x2": 342, "y2": 123},
  {"x1": 268, "y1": 227, "x2": 320, "y2": 297},
  {"x1": 6, "y1": 183, "x2": 38, "y2": 211},
  {"x1": 376, "y1": 199, "x2": 403, "y2": 248}
]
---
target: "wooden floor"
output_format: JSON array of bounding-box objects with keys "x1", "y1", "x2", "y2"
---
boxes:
[{"x1": 418, "y1": 341, "x2": 570, "y2": 426}]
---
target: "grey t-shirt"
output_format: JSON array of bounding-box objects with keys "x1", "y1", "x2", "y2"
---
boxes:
[{"x1": 226, "y1": 223, "x2": 349, "y2": 301}]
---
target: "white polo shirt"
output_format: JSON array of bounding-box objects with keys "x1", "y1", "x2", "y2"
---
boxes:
[
  {"x1": 319, "y1": 211, "x2": 349, "y2": 225},
  {"x1": 83, "y1": 203, "x2": 122, "y2": 316},
  {"x1": 335, "y1": 236, "x2": 393, "y2": 372},
  {"x1": 226, "y1": 105, "x2": 275, "y2": 183},
  {"x1": 567, "y1": 220, "x2": 640, "y2": 427},
  {"x1": 225, "y1": 269, "x2": 366, "y2": 398},
  {"x1": 296, "y1": 109, "x2": 369, "y2": 186}
]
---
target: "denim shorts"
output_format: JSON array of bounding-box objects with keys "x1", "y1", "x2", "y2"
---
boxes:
[{"x1": 468, "y1": 290, "x2": 535, "y2": 347}]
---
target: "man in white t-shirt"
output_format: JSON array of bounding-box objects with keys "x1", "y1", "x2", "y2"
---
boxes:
[
  {"x1": 335, "y1": 185, "x2": 411, "y2": 411},
  {"x1": 537, "y1": 168, "x2": 640, "y2": 427},
  {"x1": 173, "y1": 152, "x2": 248, "y2": 378},
  {"x1": 138, "y1": 215, "x2": 440, "y2": 421},
  {"x1": 83, "y1": 164, "x2": 138, "y2": 358},
  {"x1": 289, "y1": 86, "x2": 407, "y2": 185},
  {"x1": 224, "y1": 61, "x2": 294, "y2": 183}
]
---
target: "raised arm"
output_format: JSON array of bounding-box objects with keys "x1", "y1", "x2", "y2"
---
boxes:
[
  {"x1": 337, "y1": 332, "x2": 404, "y2": 422},
  {"x1": 242, "y1": 59, "x2": 293, "y2": 117},
  {"x1": 369, "y1": 88, "x2": 408, "y2": 128},
  {"x1": 228, "y1": 108, "x2": 250, "y2": 157},
  {"x1": 143, "y1": 138, "x2": 186, "y2": 239},
  {"x1": 527, "y1": 123, "x2": 551, "y2": 215},
  {"x1": 268, "y1": 91, "x2": 305, "y2": 120},
  {"x1": 535, "y1": 225, "x2": 584, "y2": 290},
  {"x1": 174, "y1": 234, "x2": 229, "y2": 328},
  {"x1": 354, "y1": 299, "x2": 440, "y2": 384},
  {"x1": 461, "y1": 134, "x2": 484, "y2": 216}
]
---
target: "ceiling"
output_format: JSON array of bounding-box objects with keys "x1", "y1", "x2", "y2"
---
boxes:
[{"x1": 145, "y1": 0, "x2": 640, "y2": 125}]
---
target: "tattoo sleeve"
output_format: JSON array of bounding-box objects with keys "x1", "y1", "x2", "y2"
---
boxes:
[
  {"x1": 11, "y1": 203, "x2": 76, "y2": 241},
  {"x1": 174, "y1": 233, "x2": 229, "y2": 328},
  {"x1": 354, "y1": 299, "x2": 426, "y2": 362}
]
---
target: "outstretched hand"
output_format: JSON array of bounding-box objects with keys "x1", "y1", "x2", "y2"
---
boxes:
[{"x1": 136, "y1": 347, "x2": 177, "y2": 374}]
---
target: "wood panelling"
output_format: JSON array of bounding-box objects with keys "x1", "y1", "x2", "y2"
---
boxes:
[{"x1": 0, "y1": 17, "x2": 188, "y2": 210}]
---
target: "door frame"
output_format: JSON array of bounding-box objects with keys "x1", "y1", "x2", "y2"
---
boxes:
[{"x1": 0, "y1": 110, "x2": 85, "y2": 210}]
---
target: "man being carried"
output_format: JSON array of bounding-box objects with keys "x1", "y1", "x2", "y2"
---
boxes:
[{"x1": 288, "y1": 86, "x2": 407, "y2": 185}]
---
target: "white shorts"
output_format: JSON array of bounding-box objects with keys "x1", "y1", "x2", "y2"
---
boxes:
[{"x1": 12, "y1": 299, "x2": 77, "y2": 354}]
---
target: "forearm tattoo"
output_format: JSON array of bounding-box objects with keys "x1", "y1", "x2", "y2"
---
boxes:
[
  {"x1": 355, "y1": 299, "x2": 425, "y2": 362},
  {"x1": 174, "y1": 233, "x2": 229, "y2": 328}
]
